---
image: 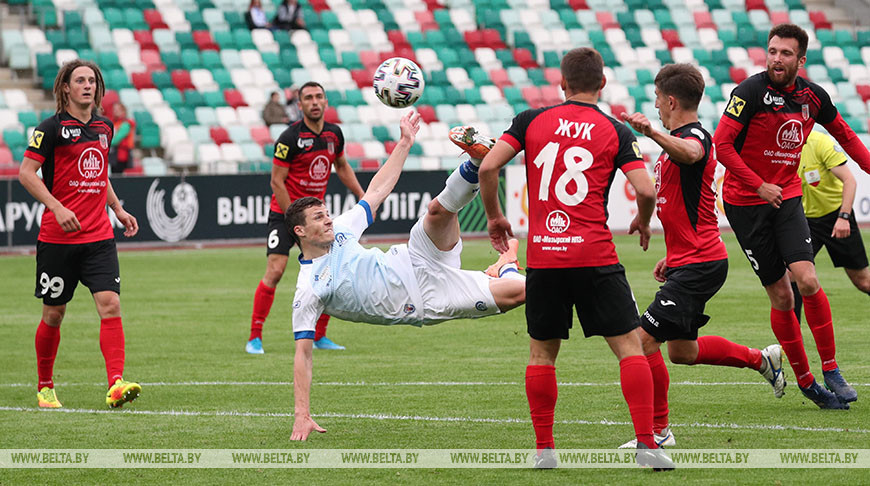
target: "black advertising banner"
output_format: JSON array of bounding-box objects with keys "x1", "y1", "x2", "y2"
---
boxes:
[{"x1": 1, "y1": 171, "x2": 501, "y2": 248}]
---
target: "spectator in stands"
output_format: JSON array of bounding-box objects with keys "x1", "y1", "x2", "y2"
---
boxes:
[
  {"x1": 246, "y1": 0, "x2": 271, "y2": 30},
  {"x1": 285, "y1": 87, "x2": 302, "y2": 123},
  {"x1": 263, "y1": 91, "x2": 289, "y2": 126},
  {"x1": 273, "y1": 0, "x2": 305, "y2": 31},
  {"x1": 109, "y1": 102, "x2": 135, "y2": 174}
]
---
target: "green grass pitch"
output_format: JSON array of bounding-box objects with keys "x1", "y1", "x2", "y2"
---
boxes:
[{"x1": 1, "y1": 232, "x2": 868, "y2": 484}]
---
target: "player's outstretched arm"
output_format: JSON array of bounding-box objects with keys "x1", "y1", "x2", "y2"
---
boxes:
[
  {"x1": 480, "y1": 141, "x2": 518, "y2": 253},
  {"x1": 625, "y1": 167, "x2": 656, "y2": 251},
  {"x1": 823, "y1": 114, "x2": 870, "y2": 174},
  {"x1": 291, "y1": 338, "x2": 326, "y2": 441},
  {"x1": 107, "y1": 179, "x2": 138, "y2": 237},
  {"x1": 621, "y1": 112, "x2": 704, "y2": 165},
  {"x1": 19, "y1": 157, "x2": 81, "y2": 232},
  {"x1": 360, "y1": 112, "x2": 420, "y2": 215},
  {"x1": 334, "y1": 154, "x2": 365, "y2": 200}
]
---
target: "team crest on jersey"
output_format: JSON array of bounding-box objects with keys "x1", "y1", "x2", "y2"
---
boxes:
[
  {"x1": 475, "y1": 301, "x2": 488, "y2": 311},
  {"x1": 99, "y1": 134, "x2": 108, "y2": 149},
  {"x1": 297, "y1": 137, "x2": 314, "y2": 149},
  {"x1": 29, "y1": 130, "x2": 44, "y2": 149},
  {"x1": 335, "y1": 232, "x2": 348, "y2": 245},
  {"x1": 726, "y1": 95, "x2": 746, "y2": 117},
  {"x1": 545, "y1": 210, "x2": 570, "y2": 234},
  {"x1": 404, "y1": 303, "x2": 416, "y2": 314},
  {"x1": 275, "y1": 143, "x2": 289, "y2": 159},
  {"x1": 802, "y1": 104, "x2": 810, "y2": 121},
  {"x1": 327, "y1": 141, "x2": 335, "y2": 154},
  {"x1": 309, "y1": 155, "x2": 330, "y2": 180}
]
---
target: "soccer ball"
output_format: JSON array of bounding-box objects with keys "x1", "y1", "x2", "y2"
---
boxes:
[{"x1": 372, "y1": 57, "x2": 425, "y2": 108}]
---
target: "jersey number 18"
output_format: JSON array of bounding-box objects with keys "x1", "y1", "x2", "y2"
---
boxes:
[{"x1": 532, "y1": 141, "x2": 594, "y2": 207}]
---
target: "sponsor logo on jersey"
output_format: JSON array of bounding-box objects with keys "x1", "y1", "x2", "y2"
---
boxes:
[
  {"x1": 309, "y1": 155, "x2": 330, "y2": 180},
  {"x1": 545, "y1": 210, "x2": 570, "y2": 234},
  {"x1": 660, "y1": 300, "x2": 676, "y2": 307},
  {"x1": 690, "y1": 128, "x2": 705, "y2": 140},
  {"x1": 643, "y1": 311, "x2": 660, "y2": 328},
  {"x1": 77, "y1": 147, "x2": 105, "y2": 179},
  {"x1": 763, "y1": 92, "x2": 785, "y2": 106},
  {"x1": 29, "y1": 130, "x2": 44, "y2": 149},
  {"x1": 61, "y1": 126, "x2": 82, "y2": 140},
  {"x1": 802, "y1": 104, "x2": 810, "y2": 121},
  {"x1": 776, "y1": 120, "x2": 803, "y2": 150},
  {"x1": 297, "y1": 137, "x2": 314, "y2": 149},
  {"x1": 335, "y1": 232, "x2": 348, "y2": 245},
  {"x1": 475, "y1": 301, "x2": 488, "y2": 311},
  {"x1": 631, "y1": 141, "x2": 642, "y2": 159},
  {"x1": 275, "y1": 142, "x2": 290, "y2": 159},
  {"x1": 726, "y1": 95, "x2": 746, "y2": 117},
  {"x1": 99, "y1": 133, "x2": 108, "y2": 149},
  {"x1": 146, "y1": 179, "x2": 199, "y2": 242}
]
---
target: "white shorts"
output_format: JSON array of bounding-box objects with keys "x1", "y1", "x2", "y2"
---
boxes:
[{"x1": 407, "y1": 218, "x2": 500, "y2": 323}]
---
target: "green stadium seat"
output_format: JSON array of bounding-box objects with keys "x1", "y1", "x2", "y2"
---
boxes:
[
  {"x1": 463, "y1": 87, "x2": 483, "y2": 105},
  {"x1": 183, "y1": 89, "x2": 205, "y2": 108},
  {"x1": 18, "y1": 111, "x2": 39, "y2": 128},
  {"x1": 232, "y1": 28, "x2": 255, "y2": 49},
  {"x1": 212, "y1": 69, "x2": 234, "y2": 90},
  {"x1": 139, "y1": 123, "x2": 161, "y2": 149},
  {"x1": 176, "y1": 32, "x2": 197, "y2": 50},
  {"x1": 344, "y1": 89, "x2": 365, "y2": 106},
  {"x1": 175, "y1": 107, "x2": 197, "y2": 126},
  {"x1": 152, "y1": 71, "x2": 173, "y2": 90},
  {"x1": 161, "y1": 88, "x2": 183, "y2": 107},
  {"x1": 202, "y1": 50, "x2": 223, "y2": 70},
  {"x1": 273, "y1": 68, "x2": 292, "y2": 87},
  {"x1": 280, "y1": 49, "x2": 301, "y2": 68},
  {"x1": 203, "y1": 91, "x2": 226, "y2": 107}
]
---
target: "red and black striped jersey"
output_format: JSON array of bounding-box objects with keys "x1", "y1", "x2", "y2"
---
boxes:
[
  {"x1": 718, "y1": 72, "x2": 838, "y2": 206},
  {"x1": 270, "y1": 120, "x2": 344, "y2": 213},
  {"x1": 24, "y1": 111, "x2": 115, "y2": 244},
  {"x1": 501, "y1": 101, "x2": 646, "y2": 268},
  {"x1": 654, "y1": 122, "x2": 727, "y2": 268}
]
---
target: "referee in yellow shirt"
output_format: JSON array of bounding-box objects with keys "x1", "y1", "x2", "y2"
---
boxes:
[{"x1": 793, "y1": 130, "x2": 870, "y2": 322}]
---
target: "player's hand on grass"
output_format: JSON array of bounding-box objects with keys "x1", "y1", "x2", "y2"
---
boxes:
[
  {"x1": 487, "y1": 215, "x2": 513, "y2": 253},
  {"x1": 756, "y1": 182, "x2": 783, "y2": 208},
  {"x1": 399, "y1": 112, "x2": 421, "y2": 145},
  {"x1": 628, "y1": 215, "x2": 651, "y2": 251},
  {"x1": 620, "y1": 112, "x2": 654, "y2": 137},
  {"x1": 653, "y1": 257, "x2": 668, "y2": 282},
  {"x1": 53, "y1": 205, "x2": 81, "y2": 232},
  {"x1": 114, "y1": 208, "x2": 139, "y2": 237},
  {"x1": 832, "y1": 217, "x2": 850, "y2": 239},
  {"x1": 291, "y1": 414, "x2": 326, "y2": 441}
]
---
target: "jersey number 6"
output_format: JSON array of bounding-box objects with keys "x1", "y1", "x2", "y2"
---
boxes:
[{"x1": 532, "y1": 141, "x2": 594, "y2": 207}]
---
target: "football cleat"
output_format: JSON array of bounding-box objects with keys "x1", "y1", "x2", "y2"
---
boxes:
[
  {"x1": 37, "y1": 387, "x2": 62, "y2": 408},
  {"x1": 636, "y1": 443, "x2": 675, "y2": 471},
  {"x1": 618, "y1": 427, "x2": 675, "y2": 449},
  {"x1": 448, "y1": 126, "x2": 496, "y2": 161},
  {"x1": 106, "y1": 379, "x2": 141, "y2": 408},
  {"x1": 800, "y1": 380, "x2": 849, "y2": 410},
  {"x1": 533, "y1": 447, "x2": 557, "y2": 469},
  {"x1": 823, "y1": 367, "x2": 857, "y2": 403},
  {"x1": 314, "y1": 336, "x2": 346, "y2": 350},
  {"x1": 485, "y1": 238, "x2": 521, "y2": 278},
  {"x1": 759, "y1": 344, "x2": 786, "y2": 398},
  {"x1": 246, "y1": 337, "x2": 264, "y2": 354}
]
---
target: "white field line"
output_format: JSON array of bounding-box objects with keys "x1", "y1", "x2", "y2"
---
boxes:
[
  {"x1": 2, "y1": 380, "x2": 869, "y2": 387},
  {"x1": 0, "y1": 406, "x2": 866, "y2": 435}
]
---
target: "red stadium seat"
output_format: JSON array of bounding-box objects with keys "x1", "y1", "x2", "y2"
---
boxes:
[
  {"x1": 481, "y1": 29, "x2": 506, "y2": 50},
  {"x1": 133, "y1": 31, "x2": 158, "y2": 51},
  {"x1": 489, "y1": 68, "x2": 511, "y2": 89},
  {"x1": 610, "y1": 104, "x2": 628, "y2": 120},
  {"x1": 693, "y1": 11, "x2": 715, "y2": 30},
  {"x1": 413, "y1": 10, "x2": 435, "y2": 26},
  {"x1": 250, "y1": 125, "x2": 272, "y2": 145},
  {"x1": 464, "y1": 30, "x2": 484, "y2": 50},
  {"x1": 345, "y1": 142, "x2": 365, "y2": 159},
  {"x1": 541, "y1": 85, "x2": 562, "y2": 104},
  {"x1": 729, "y1": 67, "x2": 748, "y2": 84},
  {"x1": 595, "y1": 11, "x2": 619, "y2": 30},
  {"x1": 809, "y1": 11, "x2": 832, "y2": 30},
  {"x1": 360, "y1": 159, "x2": 381, "y2": 170},
  {"x1": 131, "y1": 72, "x2": 155, "y2": 89},
  {"x1": 568, "y1": 0, "x2": 588, "y2": 9},
  {"x1": 391, "y1": 47, "x2": 417, "y2": 64},
  {"x1": 386, "y1": 30, "x2": 410, "y2": 50},
  {"x1": 422, "y1": 0, "x2": 442, "y2": 11},
  {"x1": 416, "y1": 105, "x2": 438, "y2": 123},
  {"x1": 745, "y1": 0, "x2": 767, "y2": 11},
  {"x1": 544, "y1": 67, "x2": 561, "y2": 85},
  {"x1": 323, "y1": 106, "x2": 340, "y2": 124},
  {"x1": 360, "y1": 50, "x2": 381, "y2": 70},
  {"x1": 856, "y1": 85, "x2": 870, "y2": 102},
  {"x1": 513, "y1": 48, "x2": 538, "y2": 69},
  {"x1": 351, "y1": 69, "x2": 373, "y2": 88},
  {"x1": 192, "y1": 30, "x2": 219, "y2": 51},
  {"x1": 747, "y1": 47, "x2": 766, "y2": 65},
  {"x1": 769, "y1": 11, "x2": 790, "y2": 24},
  {"x1": 308, "y1": 0, "x2": 329, "y2": 12},
  {"x1": 171, "y1": 70, "x2": 195, "y2": 91},
  {"x1": 210, "y1": 126, "x2": 231, "y2": 145},
  {"x1": 383, "y1": 140, "x2": 398, "y2": 154},
  {"x1": 661, "y1": 30, "x2": 683, "y2": 49},
  {"x1": 223, "y1": 89, "x2": 247, "y2": 108},
  {"x1": 521, "y1": 86, "x2": 544, "y2": 107},
  {"x1": 141, "y1": 49, "x2": 164, "y2": 71},
  {"x1": 0, "y1": 147, "x2": 13, "y2": 164},
  {"x1": 143, "y1": 9, "x2": 168, "y2": 30},
  {"x1": 102, "y1": 89, "x2": 120, "y2": 114}
]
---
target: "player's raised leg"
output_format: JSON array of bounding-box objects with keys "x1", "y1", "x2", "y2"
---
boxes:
[{"x1": 35, "y1": 305, "x2": 64, "y2": 408}]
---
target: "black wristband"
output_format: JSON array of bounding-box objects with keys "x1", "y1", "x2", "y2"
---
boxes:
[{"x1": 838, "y1": 212, "x2": 851, "y2": 220}]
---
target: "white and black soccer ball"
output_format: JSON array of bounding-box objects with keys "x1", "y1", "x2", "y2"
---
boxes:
[{"x1": 372, "y1": 57, "x2": 425, "y2": 108}]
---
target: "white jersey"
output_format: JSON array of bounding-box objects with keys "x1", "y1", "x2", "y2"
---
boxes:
[{"x1": 292, "y1": 202, "x2": 425, "y2": 339}]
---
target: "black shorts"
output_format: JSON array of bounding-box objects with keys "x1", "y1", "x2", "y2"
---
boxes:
[
  {"x1": 724, "y1": 196, "x2": 814, "y2": 286},
  {"x1": 640, "y1": 259, "x2": 728, "y2": 342},
  {"x1": 266, "y1": 210, "x2": 295, "y2": 256},
  {"x1": 807, "y1": 210, "x2": 869, "y2": 270},
  {"x1": 34, "y1": 239, "x2": 120, "y2": 306},
  {"x1": 525, "y1": 264, "x2": 639, "y2": 340}
]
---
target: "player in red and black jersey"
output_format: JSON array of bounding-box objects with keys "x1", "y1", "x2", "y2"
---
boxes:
[
  {"x1": 246, "y1": 81, "x2": 364, "y2": 354},
  {"x1": 713, "y1": 24, "x2": 870, "y2": 408},
  {"x1": 19, "y1": 59, "x2": 141, "y2": 409},
  {"x1": 480, "y1": 48, "x2": 673, "y2": 470},
  {"x1": 620, "y1": 64, "x2": 784, "y2": 448}
]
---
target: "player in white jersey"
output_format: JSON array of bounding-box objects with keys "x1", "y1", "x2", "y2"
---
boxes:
[{"x1": 288, "y1": 115, "x2": 526, "y2": 440}]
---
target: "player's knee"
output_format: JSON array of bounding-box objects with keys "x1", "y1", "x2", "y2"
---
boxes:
[
  {"x1": 96, "y1": 296, "x2": 121, "y2": 317},
  {"x1": 669, "y1": 351, "x2": 695, "y2": 365},
  {"x1": 42, "y1": 307, "x2": 65, "y2": 327},
  {"x1": 427, "y1": 198, "x2": 449, "y2": 217}
]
